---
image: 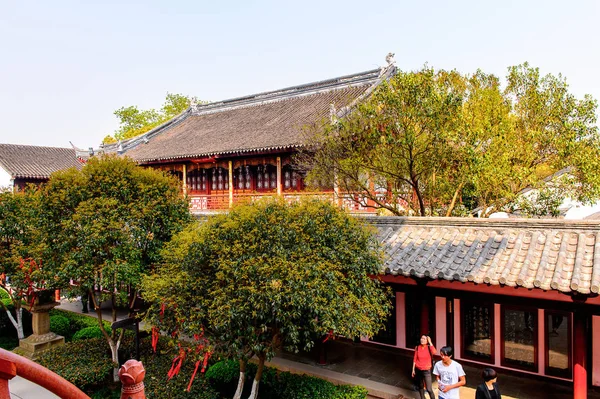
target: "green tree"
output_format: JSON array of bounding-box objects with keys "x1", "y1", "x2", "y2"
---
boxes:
[
  {"x1": 103, "y1": 93, "x2": 196, "y2": 143},
  {"x1": 142, "y1": 199, "x2": 391, "y2": 399},
  {"x1": 39, "y1": 155, "x2": 192, "y2": 380},
  {"x1": 300, "y1": 66, "x2": 464, "y2": 216},
  {"x1": 0, "y1": 188, "x2": 45, "y2": 339},
  {"x1": 302, "y1": 64, "x2": 600, "y2": 217}
]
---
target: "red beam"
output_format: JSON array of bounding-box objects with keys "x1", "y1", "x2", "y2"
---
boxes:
[{"x1": 378, "y1": 274, "x2": 600, "y2": 305}]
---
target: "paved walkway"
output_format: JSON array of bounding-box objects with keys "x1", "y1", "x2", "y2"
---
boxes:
[{"x1": 277, "y1": 339, "x2": 599, "y2": 399}]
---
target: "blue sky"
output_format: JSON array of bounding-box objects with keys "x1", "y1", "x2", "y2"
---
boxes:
[{"x1": 0, "y1": 0, "x2": 598, "y2": 148}]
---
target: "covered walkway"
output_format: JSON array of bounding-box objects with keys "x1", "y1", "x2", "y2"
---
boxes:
[{"x1": 276, "y1": 339, "x2": 600, "y2": 399}]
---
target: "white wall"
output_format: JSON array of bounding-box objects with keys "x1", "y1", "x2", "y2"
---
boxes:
[{"x1": 0, "y1": 167, "x2": 13, "y2": 190}]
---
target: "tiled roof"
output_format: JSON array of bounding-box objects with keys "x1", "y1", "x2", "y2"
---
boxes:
[
  {"x1": 105, "y1": 66, "x2": 396, "y2": 163},
  {"x1": 0, "y1": 144, "x2": 82, "y2": 179},
  {"x1": 366, "y1": 216, "x2": 600, "y2": 295}
]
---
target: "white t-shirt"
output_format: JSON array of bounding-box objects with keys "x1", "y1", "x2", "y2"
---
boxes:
[{"x1": 433, "y1": 360, "x2": 465, "y2": 399}]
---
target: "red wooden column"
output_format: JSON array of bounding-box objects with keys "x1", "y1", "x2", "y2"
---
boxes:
[
  {"x1": 573, "y1": 310, "x2": 588, "y2": 399},
  {"x1": 418, "y1": 281, "x2": 430, "y2": 335}
]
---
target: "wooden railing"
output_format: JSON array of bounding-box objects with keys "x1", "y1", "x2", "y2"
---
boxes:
[{"x1": 188, "y1": 191, "x2": 378, "y2": 213}]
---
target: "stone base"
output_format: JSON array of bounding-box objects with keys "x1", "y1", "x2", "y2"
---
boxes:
[{"x1": 14, "y1": 333, "x2": 65, "y2": 360}]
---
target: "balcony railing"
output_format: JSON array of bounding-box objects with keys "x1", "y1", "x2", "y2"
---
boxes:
[
  {"x1": 188, "y1": 191, "x2": 377, "y2": 213},
  {"x1": 0, "y1": 347, "x2": 90, "y2": 399}
]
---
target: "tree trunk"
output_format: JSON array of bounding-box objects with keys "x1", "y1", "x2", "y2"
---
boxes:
[
  {"x1": 109, "y1": 339, "x2": 121, "y2": 382},
  {"x1": 246, "y1": 355, "x2": 265, "y2": 399},
  {"x1": 3, "y1": 302, "x2": 24, "y2": 339},
  {"x1": 445, "y1": 182, "x2": 464, "y2": 217},
  {"x1": 233, "y1": 359, "x2": 246, "y2": 399}
]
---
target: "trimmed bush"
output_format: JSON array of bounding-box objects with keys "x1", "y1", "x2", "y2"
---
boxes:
[
  {"x1": 38, "y1": 338, "x2": 114, "y2": 390},
  {"x1": 49, "y1": 309, "x2": 111, "y2": 341},
  {"x1": 49, "y1": 315, "x2": 70, "y2": 337},
  {"x1": 73, "y1": 326, "x2": 105, "y2": 341},
  {"x1": 206, "y1": 359, "x2": 368, "y2": 399}
]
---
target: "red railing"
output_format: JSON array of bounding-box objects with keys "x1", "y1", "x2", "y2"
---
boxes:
[
  {"x1": 0, "y1": 349, "x2": 147, "y2": 399},
  {"x1": 0, "y1": 347, "x2": 90, "y2": 399},
  {"x1": 188, "y1": 191, "x2": 378, "y2": 213}
]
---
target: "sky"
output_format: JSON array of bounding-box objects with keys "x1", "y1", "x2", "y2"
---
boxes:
[{"x1": 0, "y1": 0, "x2": 598, "y2": 149}]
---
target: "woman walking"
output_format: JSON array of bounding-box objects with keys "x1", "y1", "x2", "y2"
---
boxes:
[{"x1": 411, "y1": 335, "x2": 436, "y2": 399}]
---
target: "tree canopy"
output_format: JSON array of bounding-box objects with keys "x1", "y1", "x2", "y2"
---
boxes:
[
  {"x1": 38, "y1": 155, "x2": 192, "y2": 379},
  {"x1": 142, "y1": 199, "x2": 391, "y2": 399},
  {"x1": 103, "y1": 93, "x2": 197, "y2": 143},
  {"x1": 301, "y1": 63, "x2": 600, "y2": 217},
  {"x1": 0, "y1": 188, "x2": 46, "y2": 339}
]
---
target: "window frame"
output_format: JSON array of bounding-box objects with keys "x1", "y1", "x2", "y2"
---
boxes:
[
  {"x1": 460, "y1": 299, "x2": 495, "y2": 364},
  {"x1": 544, "y1": 309, "x2": 572, "y2": 379},
  {"x1": 500, "y1": 304, "x2": 538, "y2": 372}
]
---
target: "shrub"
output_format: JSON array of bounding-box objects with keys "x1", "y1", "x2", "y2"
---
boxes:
[
  {"x1": 0, "y1": 336, "x2": 18, "y2": 350},
  {"x1": 205, "y1": 359, "x2": 368, "y2": 399},
  {"x1": 49, "y1": 309, "x2": 111, "y2": 341},
  {"x1": 73, "y1": 326, "x2": 105, "y2": 341},
  {"x1": 38, "y1": 338, "x2": 114, "y2": 390},
  {"x1": 49, "y1": 315, "x2": 70, "y2": 337}
]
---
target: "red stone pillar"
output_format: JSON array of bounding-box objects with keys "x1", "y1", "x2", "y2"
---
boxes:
[
  {"x1": 573, "y1": 310, "x2": 587, "y2": 399},
  {"x1": 119, "y1": 360, "x2": 146, "y2": 399},
  {"x1": 54, "y1": 290, "x2": 61, "y2": 302}
]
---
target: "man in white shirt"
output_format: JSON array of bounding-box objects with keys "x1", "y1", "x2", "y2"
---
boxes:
[{"x1": 433, "y1": 346, "x2": 466, "y2": 399}]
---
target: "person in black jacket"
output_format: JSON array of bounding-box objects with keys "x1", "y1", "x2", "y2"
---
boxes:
[{"x1": 475, "y1": 368, "x2": 501, "y2": 399}]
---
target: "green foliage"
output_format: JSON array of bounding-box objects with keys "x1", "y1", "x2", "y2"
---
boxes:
[
  {"x1": 39, "y1": 155, "x2": 191, "y2": 363},
  {"x1": 50, "y1": 309, "x2": 111, "y2": 332},
  {"x1": 38, "y1": 338, "x2": 115, "y2": 390},
  {"x1": 49, "y1": 315, "x2": 71, "y2": 337},
  {"x1": 104, "y1": 93, "x2": 199, "y2": 142},
  {"x1": 206, "y1": 359, "x2": 368, "y2": 399},
  {"x1": 143, "y1": 199, "x2": 390, "y2": 397},
  {"x1": 0, "y1": 336, "x2": 18, "y2": 350},
  {"x1": 302, "y1": 63, "x2": 600, "y2": 217},
  {"x1": 73, "y1": 326, "x2": 105, "y2": 341}
]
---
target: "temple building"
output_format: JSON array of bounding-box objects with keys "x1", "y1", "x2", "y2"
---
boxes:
[
  {"x1": 0, "y1": 55, "x2": 598, "y2": 397},
  {"x1": 90, "y1": 58, "x2": 397, "y2": 213}
]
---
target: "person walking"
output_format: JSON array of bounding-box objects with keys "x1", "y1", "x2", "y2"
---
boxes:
[
  {"x1": 411, "y1": 335, "x2": 436, "y2": 399},
  {"x1": 433, "y1": 346, "x2": 466, "y2": 399},
  {"x1": 475, "y1": 368, "x2": 501, "y2": 399}
]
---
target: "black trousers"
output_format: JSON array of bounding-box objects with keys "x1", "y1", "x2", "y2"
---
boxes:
[{"x1": 416, "y1": 369, "x2": 435, "y2": 399}]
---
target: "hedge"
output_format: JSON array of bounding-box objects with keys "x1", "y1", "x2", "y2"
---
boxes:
[
  {"x1": 73, "y1": 326, "x2": 105, "y2": 341},
  {"x1": 49, "y1": 309, "x2": 112, "y2": 341},
  {"x1": 37, "y1": 338, "x2": 114, "y2": 390},
  {"x1": 205, "y1": 359, "x2": 368, "y2": 399},
  {"x1": 49, "y1": 315, "x2": 71, "y2": 338}
]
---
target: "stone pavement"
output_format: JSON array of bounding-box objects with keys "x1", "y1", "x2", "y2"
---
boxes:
[{"x1": 9, "y1": 376, "x2": 60, "y2": 399}]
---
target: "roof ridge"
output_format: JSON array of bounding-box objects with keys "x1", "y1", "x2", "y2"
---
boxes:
[
  {"x1": 0, "y1": 143, "x2": 74, "y2": 151},
  {"x1": 191, "y1": 68, "x2": 385, "y2": 116},
  {"x1": 363, "y1": 215, "x2": 600, "y2": 231}
]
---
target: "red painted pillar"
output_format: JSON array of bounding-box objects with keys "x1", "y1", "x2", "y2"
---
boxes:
[
  {"x1": 573, "y1": 310, "x2": 587, "y2": 399},
  {"x1": 54, "y1": 289, "x2": 61, "y2": 302},
  {"x1": 420, "y1": 298, "x2": 430, "y2": 335},
  {"x1": 0, "y1": 358, "x2": 17, "y2": 399}
]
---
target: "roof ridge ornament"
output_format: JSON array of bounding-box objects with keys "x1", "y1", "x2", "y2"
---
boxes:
[{"x1": 385, "y1": 52, "x2": 396, "y2": 66}]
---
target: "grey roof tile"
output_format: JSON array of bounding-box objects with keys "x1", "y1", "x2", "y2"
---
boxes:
[
  {"x1": 366, "y1": 216, "x2": 600, "y2": 295},
  {"x1": 0, "y1": 144, "x2": 82, "y2": 179}
]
